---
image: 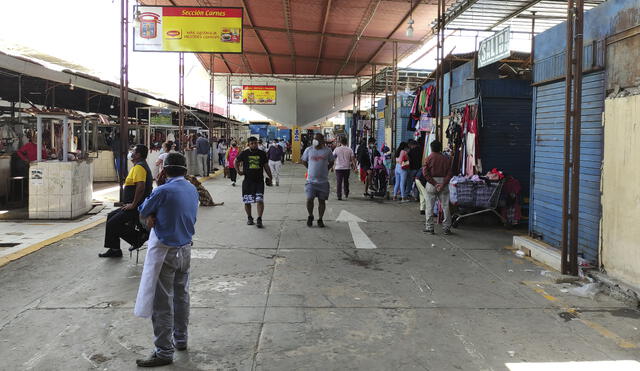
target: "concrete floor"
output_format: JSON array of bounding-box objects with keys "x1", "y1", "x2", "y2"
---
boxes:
[{"x1": 1, "y1": 163, "x2": 639, "y2": 371}]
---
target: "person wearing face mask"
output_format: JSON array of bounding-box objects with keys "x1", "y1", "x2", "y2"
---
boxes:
[
  {"x1": 267, "y1": 138, "x2": 285, "y2": 186},
  {"x1": 301, "y1": 133, "x2": 334, "y2": 227},
  {"x1": 134, "y1": 152, "x2": 199, "y2": 367},
  {"x1": 100, "y1": 144, "x2": 153, "y2": 258},
  {"x1": 226, "y1": 141, "x2": 240, "y2": 186},
  {"x1": 357, "y1": 137, "x2": 381, "y2": 197}
]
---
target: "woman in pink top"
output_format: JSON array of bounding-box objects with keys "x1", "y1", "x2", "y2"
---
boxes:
[
  {"x1": 226, "y1": 141, "x2": 240, "y2": 186},
  {"x1": 332, "y1": 137, "x2": 356, "y2": 200}
]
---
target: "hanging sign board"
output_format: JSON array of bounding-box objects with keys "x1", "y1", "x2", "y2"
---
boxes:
[
  {"x1": 149, "y1": 108, "x2": 174, "y2": 126},
  {"x1": 478, "y1": 26, "x2": 511, "y2": 68},
  {"x1": 133, "y1": 6, "x2": 243, "y2": 53},
  {"x1": 231, "y1": 85, "x2": 277, "y2": 105}
]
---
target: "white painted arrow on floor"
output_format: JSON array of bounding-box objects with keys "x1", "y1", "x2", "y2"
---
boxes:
[{"x1": 336, "y1": 210, "x2": 377, "y2": 250}]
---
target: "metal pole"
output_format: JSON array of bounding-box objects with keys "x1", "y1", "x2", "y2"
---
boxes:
[
  {"x1": 530, "y1": 11, "x2": 537, "y2": 65},
  {"x1": 17, "y1": 75, "x2": 22, "y2": 124},
  {"x1": 209, "y1": 54, "x2": 215, "y2": 130},
  {"x1": 226, "y1": 75, "x2": 231, "y2": 141},
  {"x1": 119, "y1": 0, "x2": 129, "y2": 202},
  {"x1": 371, "y1": 64, "x2": 376, "y2": 136},
  {"x1": 62, "y1": 117, "x2": 69, "y2": 162},
  {"x1": 561, "y1": 0, "x2": 575, "y2": 275},
  {"x1": 179, "y1": 52, "x2": 185, "y2": 150},
  {"x1": 569, "y1": 0, "x2": 585, "y2": 276},
  {"x1": 392, "y1": 41, "x2": 398, "y2": 154},
  {"x1": 36, "y1": 116, "x2": 42, "y2": 162},
  {"x1": 439, "y1": 0, "x2": 445, "y2": 142},
  {"x1": 435, "y1": 0, "x2": 441, "y2": 141}
]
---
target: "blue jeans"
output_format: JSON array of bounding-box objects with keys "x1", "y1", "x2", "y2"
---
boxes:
[
  {"x1": 393, "y1": 164, "x2": 408, "y2": 198},
  {"x1": 405, "y1": 169, "x2": 418, "y2": 197}
]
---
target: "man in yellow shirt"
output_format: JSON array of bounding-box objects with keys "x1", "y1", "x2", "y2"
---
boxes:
[{"x1": 100, "y1": 145, "x2": 154, "y2": 258}]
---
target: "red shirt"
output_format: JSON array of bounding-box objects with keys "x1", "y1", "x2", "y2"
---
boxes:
[{"x1": 17, "y1": 142, "x2": 47, "y2": 162}]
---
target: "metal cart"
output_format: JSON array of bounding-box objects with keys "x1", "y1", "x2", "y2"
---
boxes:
[{"x1": 451, "y1": 179, "x2": 506, "y2": 227}]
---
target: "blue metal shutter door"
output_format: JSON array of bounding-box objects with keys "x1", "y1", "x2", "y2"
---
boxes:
[{"x1": 530, "y1": 72, "x2": 604, "y2": 263}]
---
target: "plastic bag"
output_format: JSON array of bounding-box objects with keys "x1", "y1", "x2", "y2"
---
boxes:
[{"x1": 567, "y1": 283, "x2": 600, "y2": 299}]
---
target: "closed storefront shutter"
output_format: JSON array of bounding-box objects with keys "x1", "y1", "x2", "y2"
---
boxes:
[{"x1": 530, "y1": 71, "x2": 604, "y2": 263}]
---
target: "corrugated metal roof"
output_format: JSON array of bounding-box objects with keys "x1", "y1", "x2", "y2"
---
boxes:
[
  {"x1": 434, "y1": 0, "x2": 607, "y2": 33},
  {"x1": 140, "y1": 0, "x2": 447, "y2": 77}
]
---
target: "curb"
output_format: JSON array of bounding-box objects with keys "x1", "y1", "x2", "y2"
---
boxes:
[
  {"x1": 589, "y1": 271, "x2": 640, "y2": 308},
  {"x1": 0, "y1": 217, "x2": 107, "y2": 268},
  {"x1": 0, "y1": 171, "x2": 224, "y2": 269}
]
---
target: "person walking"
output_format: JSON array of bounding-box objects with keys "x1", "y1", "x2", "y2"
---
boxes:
[
  {"x1": 217, "y1": 139, "x2": 227, "y2": 166},
  {"x1": 406, "y1": 139, "x2": 422, "y2": 199},
  {"x1": 195, "y1": 133, "x2": 209, "y2": 177},
  {"x1": 226, "y1": 141, "x2": 240, "y2": 186},
  {"x1": 235, "y1": 137, "x2": 273, "y2": 228},
  {"x1": 357, "y1": 137, "x2": 380, "y2": 197},
  {"x1": 134, "y1": 153, "x2": 199, "y2": 367},
  {"x1": 302, "y1": 133, "x2": 334, "y2": 228},
  {"x1": 267, "y1": 139, "x2": 285, "y2": 186},
  {"x1": 100, "y1": 144, "x2": 153, "y2": 258},
  {"x1": 392, "y1": 141, "x2": 410, "y2": 202},
  {"x1": 332, "y1": 136, "x2": 356, "y2": 200},
  {"x1": 423, "y1": 140, "x2": 452, "y2": 235}
]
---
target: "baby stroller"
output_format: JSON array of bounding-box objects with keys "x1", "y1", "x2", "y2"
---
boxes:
[{"x1": 367, "y1": 155, "x2": 389, "y2": 199}]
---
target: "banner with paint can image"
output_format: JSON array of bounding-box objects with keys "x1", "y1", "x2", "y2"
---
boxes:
[{"x1": 133, "y1": 6, "x2": 243, "y2": 53}]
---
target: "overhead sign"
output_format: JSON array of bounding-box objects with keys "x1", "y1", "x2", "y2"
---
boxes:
[
  {"x1": 231, "y1": 85, "x2": 277, "y2": 105},
  {"x1": 149, "y1": 108, "x2": 173, "y2": 126},
  {"x1": 478, "y1": 26, "x2": 511, "y2": 68},
  {"x1": 133, "y1": 6, "x2": 243, "y2": 53}
]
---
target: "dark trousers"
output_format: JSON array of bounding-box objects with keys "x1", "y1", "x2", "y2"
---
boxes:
[
  {"x1": 218, "y1": 153, "x2": 225, "y2": 165},
  {"x1": 104, "y1": 208, "x2": 140, "y2": 250},
  {"x1": 228, "y1": 168, "x2": 237, "y2": 182},
  {"x1": 335, "y1": 169, "x2": 350, "y2": 198}
]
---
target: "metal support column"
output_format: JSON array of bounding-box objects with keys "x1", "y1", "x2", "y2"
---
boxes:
[
  {"x1": 209, "y1": 54, "x2": 215, "y2": 132},
  {"x1": 561, "y1": 0, "x2": 584, "y2": 276},
  {"x1": 179, "y1": 52, "x2": 185, "y2": 149},
  {"x1": 226, "y1": 75, "x2": 231, "y2": 140},
  {"x1": 371, "y1": 64, "x2": 377, "y2": 135},
  {"x1": 530, "y1": 11, "x2": 537, "y2": 65},
  {"x1": 391, "y1": 41, "x2": 398, "y2": 154},
  {"x1": 118, "y1": 0, "x2": 129, "y2": 202},
  {"x1": 437, "y1": 0, "x2": 445, "y2": 142}
]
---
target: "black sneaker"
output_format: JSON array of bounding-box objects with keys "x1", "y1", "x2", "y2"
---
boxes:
[
  {"x1": 232, "y1": 182, "x2": 236, "y2": 187},
  {"x1": 317, "y1": 219, "x2": 325, "y2": 228},
  {"x1": 99, "y1": 248, "x2": 123, "y2": 258},
  {"x1": 424, "y1": 229, "x2": 435, "y2": 235},
  {"x1": 256, "y1": 217, "x2": 264, "y2": 228},
  {"x1": 136, "y1": 353, "x2": 173, "y2": 367},
  {"x1": 337, "y1": 197, "x2": 342, "y2": 201},
  {"x1": 443, "y1": 228, "x2": 452, "y2": 235},
  {"x1": 307, "y1": 215, "x2": 314, "y2": 227},
  {"x1": 247, "y1": 217, "x2": 255, "y2": 226},
  {"x1": 420, "y1": 210, "x2": 426, "y2": 215},
  {"x1": 175, "y1": 343, "x2": 187, "y2": 351}
]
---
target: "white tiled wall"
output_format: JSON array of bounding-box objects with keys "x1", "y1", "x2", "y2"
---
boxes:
[
  {"x1": 29, "y1": 160, "x2": 94, "y2": 219},
  {"x1": 93, "y1": 151, "x2": 118, "y2": 182}
]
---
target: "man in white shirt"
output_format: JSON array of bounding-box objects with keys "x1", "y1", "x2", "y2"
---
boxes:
[{"x1": 332, "y1": 136, "x2": 356, "y2": 200}]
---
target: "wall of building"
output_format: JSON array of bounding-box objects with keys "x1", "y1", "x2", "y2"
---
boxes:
[{"x1": 601, "y1": 94, "x2": 640, "y2": 288}]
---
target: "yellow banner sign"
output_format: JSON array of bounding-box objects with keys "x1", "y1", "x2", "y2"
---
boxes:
[
  {"x1": 231, "y1": 85, "x2": 277, "y2": 105},
  {"x1": 134, "y1": 6, "x2": 243, "y2": 53}
]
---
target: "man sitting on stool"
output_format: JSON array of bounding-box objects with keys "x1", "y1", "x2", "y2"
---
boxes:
[{"x1": 99, "y1": 144, "x2": 153, "y2": 258}]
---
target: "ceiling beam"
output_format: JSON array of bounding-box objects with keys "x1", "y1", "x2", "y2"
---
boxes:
[
  {"x1": 241, "y1": 51, "x2": 392, "y2": 66},
  {"x1": 335, "y1": 0, "x2": 383, "y2": 76},
  {"x1": 240, "y1": 0, "x2": 274, "y2": 74},
  {"x1": 356, "y1": 0, "x2": 422, "y2": 75},
  {"x1": 314, "y1": 0, "x2": 333, "y2": 76},
  {"x1": 243, "y1": 25, "x2": 422, "y2": 45},
  {"x1": 281, "y1": 0, "x2": 297, "y2": 75},
  {"x1": 486, "y1": 0, "x2": 544, "y2": 30}
]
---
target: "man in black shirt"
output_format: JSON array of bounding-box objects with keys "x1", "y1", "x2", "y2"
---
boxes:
[
  {"x1": 406, "y1": 139, "x2": 423, "y2": 199},
  {"x1": 235, "y1": 137, "x2": 273, "y2": 228}
]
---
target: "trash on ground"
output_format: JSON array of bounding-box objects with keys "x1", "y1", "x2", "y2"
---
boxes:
[
  {"x1": 508, "y1": 269, "x2": 514, "y2": 273},
  {"x1": 568, "y1": 283, "x2": 601, "y2": 299},
  {"x1": 515, "y1": 250, "x2": 525, "y2": 258},
  {"x1": 507, "y1": 350, "x2": 516, "y2": 357}
]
